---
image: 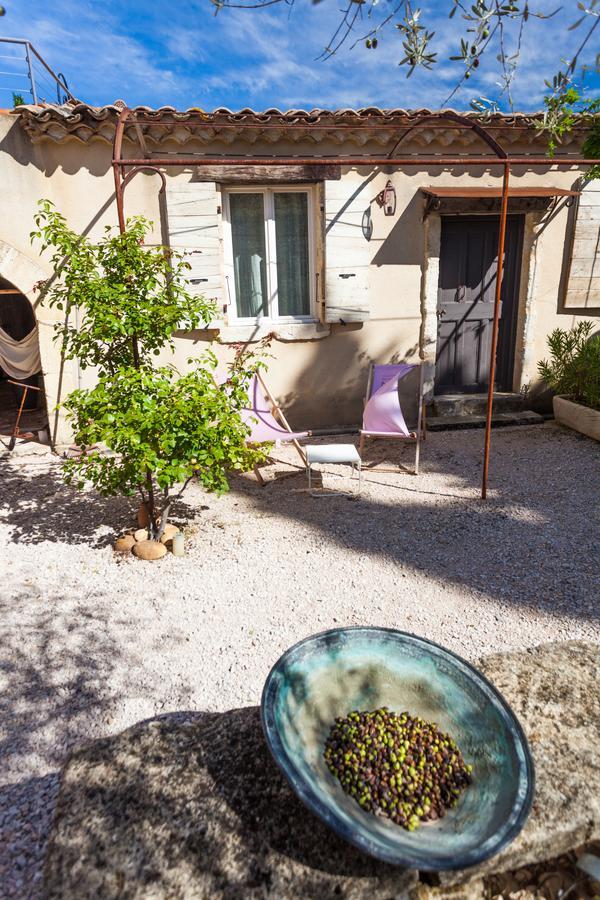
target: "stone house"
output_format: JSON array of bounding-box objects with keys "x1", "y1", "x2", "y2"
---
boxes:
[{"x1": 0, "y1": 102, "x2": 598, "y2": 445}]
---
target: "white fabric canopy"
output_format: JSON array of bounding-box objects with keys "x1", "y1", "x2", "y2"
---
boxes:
[{"x1": 0, "y1": 325, "x2": 42, "y2": 380}]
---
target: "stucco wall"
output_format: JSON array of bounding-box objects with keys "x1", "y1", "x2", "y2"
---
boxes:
[{"x1": 0, "y1": 110, "x2": 596, "y2": 442}]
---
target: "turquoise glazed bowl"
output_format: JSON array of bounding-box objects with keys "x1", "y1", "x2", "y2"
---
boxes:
[{"x1": 261, "y1": 627, "x2": 534, "y2": 871}]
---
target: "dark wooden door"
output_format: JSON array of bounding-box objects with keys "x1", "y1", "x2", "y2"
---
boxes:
[{"x1": 435, "y1": 215, "x2": 524, "y2": 394}]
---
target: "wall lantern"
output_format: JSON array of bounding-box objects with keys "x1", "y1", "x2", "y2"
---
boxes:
[{"x1": 377, "y1": 180, "x2": 397, "y2": 216}]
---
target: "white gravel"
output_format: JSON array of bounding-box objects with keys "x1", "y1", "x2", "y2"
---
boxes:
[{"x1": 0, "y1": 422, "x2": 598, "y2": 898}]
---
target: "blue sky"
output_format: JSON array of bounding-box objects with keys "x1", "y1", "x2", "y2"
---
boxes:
[{"x1": 2, "y1": 0, "x2": 599, "y2": 111}]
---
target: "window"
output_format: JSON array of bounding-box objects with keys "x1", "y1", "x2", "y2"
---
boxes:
[{"x1": 224, "y1": 187, "x2": 315, "y2": 322}]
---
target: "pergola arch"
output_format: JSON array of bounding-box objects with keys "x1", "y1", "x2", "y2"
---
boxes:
[
  {"x1": 0, "y1": 239, "x2": 61, "y2": 445},
  {"x1": 0, "y1": 239, "x2": 47, "y2": 305},
  {"x1": 111, "y1": 108, "x2": 594, "y2": 499}
]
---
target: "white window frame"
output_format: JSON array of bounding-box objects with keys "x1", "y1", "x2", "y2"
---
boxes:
[{"x1": 222, "y1": 185, "x2": 317, "y2": 324}]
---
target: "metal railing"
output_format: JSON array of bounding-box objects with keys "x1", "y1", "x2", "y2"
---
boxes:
[{"x1": 0, "y1": 38, "x2": 77, "y2": 106}]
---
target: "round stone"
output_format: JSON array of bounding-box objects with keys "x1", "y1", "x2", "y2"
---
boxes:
[
  {"x1": 137, "y1": 505, "x2": 150, "y2": 528},
  {"x1": 114, "y1": 534, "x2": 136, "y2": 553},
  {"x1": 160, "y1": 523, "x2": 180, "y2": 544},
  {"x1": 132, "y1": 540, "x2": 167, "y2": 561},
  {"x1": 134, "y1": 528, "x2": 149, "y2": 543}
]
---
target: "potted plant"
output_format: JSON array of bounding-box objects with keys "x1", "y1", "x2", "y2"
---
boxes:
[{"x1": 538, "y1": 321, "x2": 600, "y2": 441}]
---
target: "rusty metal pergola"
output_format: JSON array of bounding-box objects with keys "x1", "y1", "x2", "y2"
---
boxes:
[{"x1": 111, "y1": 107, "x2": 595, "y2": 500}]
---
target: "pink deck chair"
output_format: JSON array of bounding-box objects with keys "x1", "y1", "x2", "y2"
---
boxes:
[
  {"x1": 359, "y1": 363, "x2": 426, "y2": 475},
  {"x1": 240, "y1": 373, "x2": 309, "y2": 484}
]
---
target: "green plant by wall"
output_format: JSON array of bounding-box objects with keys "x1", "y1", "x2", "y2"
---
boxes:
[
  {"x1": 31, "y1": 200, "x2": 268, "y2": 541},
  {"x1": 12, "y1": 92, "x2": 24, "y2": 107},
  {"x1": 538, "y1": 321, "x2": 600, "y2": 412}
]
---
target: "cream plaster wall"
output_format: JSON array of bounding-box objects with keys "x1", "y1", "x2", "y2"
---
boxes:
[{"x1": 0, "y1": 111, "x2": 596, "y2": 441}]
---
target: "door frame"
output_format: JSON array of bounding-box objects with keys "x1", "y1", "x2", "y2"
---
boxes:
[
  {"x1": 434, "y1": 213, "x2": 525, "y2": 394},
  {"x1": 420, "y1": 211, "x2": 528, "y2": 402}
]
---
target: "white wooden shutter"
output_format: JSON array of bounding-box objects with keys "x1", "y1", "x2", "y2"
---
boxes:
[
  {"x1": 324, "y1": 179, "x2": 371, "y2": 323},
  {"x1": 563, "y1": 180, "x2": 600, "y2": 310},
  {"x1": 165, "y1": 181, "x2": 225, "y2": 319}
]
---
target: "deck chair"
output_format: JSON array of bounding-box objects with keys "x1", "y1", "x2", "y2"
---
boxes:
[
  {"x1": 240, "y1": 373, "x2": 309, "y2": 485},
  {"x1": 358, "y1": 363, "x2": 426, "y2": 475}
]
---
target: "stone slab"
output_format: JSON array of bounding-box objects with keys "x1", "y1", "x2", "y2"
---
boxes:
[
  {"x1": 438, "y1": 641, "x2": 600, "y2": 886},
  {"x1": 43, "y1": 707, "x2": 418, "y2": 899},
  {"x1": 426, "y1": 410, "x2": 544, "y2": 431},
  {"x1": 432, "y1": 393, "x2": 524, "y2": 418},
  {"x1": 43, "y1": 642, "x2": 600, "y2": 898}
]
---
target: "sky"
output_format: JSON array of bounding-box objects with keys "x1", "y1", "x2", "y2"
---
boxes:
[{"x1": 1, "y1": 0, "x2": 599, "y2": 112}]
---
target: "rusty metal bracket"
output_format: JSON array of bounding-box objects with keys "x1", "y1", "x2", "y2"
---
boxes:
[{"x1": 422, "y1": 194, "x2": 441, "y2": 220}]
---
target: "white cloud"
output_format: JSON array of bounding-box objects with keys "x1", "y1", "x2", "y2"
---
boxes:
[
  {"x1": 5, "y1": 0, "x2": 187, "y2": 105},
  {"x1": 3, "y1": 0, "x2": 597, "y2": 111}
]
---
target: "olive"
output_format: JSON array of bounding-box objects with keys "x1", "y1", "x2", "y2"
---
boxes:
[{"x1": 324, "y1": 707, "x2": 472, "y2": 833}]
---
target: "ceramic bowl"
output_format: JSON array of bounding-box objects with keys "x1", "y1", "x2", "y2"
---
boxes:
[{"x1": 261, "y1": 627, "x2": 534, "y2": 870}]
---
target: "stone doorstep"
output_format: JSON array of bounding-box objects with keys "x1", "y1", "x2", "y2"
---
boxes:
[
  {"x1": 433, "y1": 394, "x2": 526, "y2": 418},
  {"x1": 43, "y1": 642, "x2": 600, "y2": 900},
  {"x1": 426, "y1": 410, "x2": 544, "y2": 431}
]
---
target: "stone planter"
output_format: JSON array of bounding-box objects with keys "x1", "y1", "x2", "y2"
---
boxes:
[{"x1": 553, "y1": 395, "x2": 600, "y2": 442}]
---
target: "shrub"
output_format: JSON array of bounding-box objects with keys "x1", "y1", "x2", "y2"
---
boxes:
[{"x1": 538, "y1": 321, "x2": 600, "y2": 411}]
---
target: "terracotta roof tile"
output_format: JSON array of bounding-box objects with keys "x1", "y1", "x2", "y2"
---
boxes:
[{"x1": 13, "y1": 103, "x2": 588, "y2": 150}]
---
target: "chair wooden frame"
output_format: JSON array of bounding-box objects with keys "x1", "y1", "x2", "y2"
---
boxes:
[
  {"x1": 221, "y1": 371, "x2": 309, "y2": 486},
  {"x1": 256, "y1": 372, "x2": 308, "y2": 467},
  {"x1": 7, "y1": 380, "x2": 42, "y2": 451},
  {"x1": 358, "y1": 363, "x2": 427, "y2": 475}
]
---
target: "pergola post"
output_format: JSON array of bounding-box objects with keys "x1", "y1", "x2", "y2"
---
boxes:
[{"x1": 482, "y1": 160, "x2": 511, "y2": 500}]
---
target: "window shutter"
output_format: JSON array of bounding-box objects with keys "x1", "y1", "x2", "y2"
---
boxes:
[
  {"x1": 323, "y1": 179, "x2": 371, "y2": 323},
  {"x1": 563, "y1": 179, "x2": 600, "y2": 310},
  {"x1": 165, "y1": 181, "x2": 225, "y2": 319}
]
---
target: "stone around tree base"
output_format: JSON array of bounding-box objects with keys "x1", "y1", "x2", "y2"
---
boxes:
[
  {"x1": 114, "y1": 534, "x2": 136, "y2": 553},
  {"x1": 43, "y1": 707, "x2": 418, "y2": 900},
  {"x1": 137, "y1": 504, "x2": 150, "y2": 528},
  {"x1": 160, "y1": 523, "x2": 180, "y2": 544},
  {"x1": 132, "y1": 540, "x2": 167, "y2": 561}
]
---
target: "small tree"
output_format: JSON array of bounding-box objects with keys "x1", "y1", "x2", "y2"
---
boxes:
[{"x1": 32, "y1": 200, "x2": 267, "y2": 541}]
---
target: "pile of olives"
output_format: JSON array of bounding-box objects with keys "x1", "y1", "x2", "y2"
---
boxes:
[{"x1": 324, "y1": 707, "x2": 473, "y2": 831}]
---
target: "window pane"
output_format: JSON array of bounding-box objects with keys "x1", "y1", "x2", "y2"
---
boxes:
[
  {"x1": 274, "y1": 192, "x2": 310, "y2": 317},
  {"x1": 230, "y1": 193, "x2": 268, "y2": 318}
]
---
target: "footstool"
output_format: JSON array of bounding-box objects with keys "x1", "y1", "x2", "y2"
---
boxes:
[{"x1": 306, "y1": 444, "x2": 362, "y2": 497}]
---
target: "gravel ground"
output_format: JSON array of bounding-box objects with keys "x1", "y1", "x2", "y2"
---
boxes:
[{"x1": 0, "y1": 422, "x2": 598, "y2": 899}]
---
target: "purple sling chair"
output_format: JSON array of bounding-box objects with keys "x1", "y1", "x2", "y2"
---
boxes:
[
  {"x1": 240, "y1": 374, "x2": 309, "y2": 484},
  {"x1": 359, "y1": 363, "x2": 425, "y2": 475}
]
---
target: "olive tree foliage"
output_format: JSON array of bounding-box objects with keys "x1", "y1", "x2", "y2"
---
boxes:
[
  {"x1": 211, "y1": 0, "x2": 600, "y2": 159},
  {"x1": 32, "y1": 201, "x2": 268, "y2": 540}
]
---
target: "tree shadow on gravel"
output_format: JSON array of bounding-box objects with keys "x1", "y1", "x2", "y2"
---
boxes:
[
  {"x1": 0, "y1": 595, "x2": 144, "y2": 900},
  {"x1": 0, "y1": 463, "x2": 195, "y2": 546},
  {"x1": 228, "y1": 426, "x2": 599, "y2": 624},
  {"x1": 44, "y1": 707, "x2": 414, "y2": 900},
  {"x1": 0, "y1": 597, "x2": 136, "y2": 777}
]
